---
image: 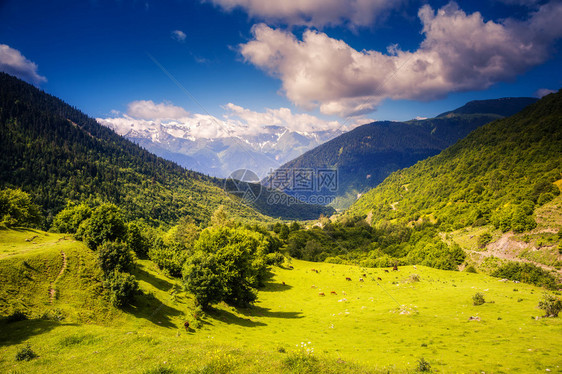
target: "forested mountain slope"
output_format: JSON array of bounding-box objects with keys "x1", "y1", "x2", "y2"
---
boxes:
[
  {"x1": 0, "y1": 73, "x2": 332, "y2": 224},
  {"x1": 349, "y1": 90, "x2": 562, "y2": 232},
  {"x1": 266, "y1": 98, "x2": 537, "y2": 210}
]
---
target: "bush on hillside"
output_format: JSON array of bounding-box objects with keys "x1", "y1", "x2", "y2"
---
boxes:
[
  {"x1": 103, "y1": 270, "x2": 139, "y2": 307},
  {"x1": 148, "y1": 237, "x2": 189, "y2": 278},
  {"x1": 148, "y1": 217, "x2": 200, "y2": 277},
  {"x1": 538, "y1": 293, "x2": 562, "y2": 317},
  {"x1": 491, "y1": 262, "x2": 558, "y2": 290},
  {"x1": 472, "y1": 292, "x2": 485, "y2": 306},
  {"x1": 126, "y1": 220, "x2": 151, "y2": 258},
  {"x1": 464, "y1": 265, "x2": 477, "y2": 273},
  {"x1": 15, "y1": 344, "x2": 37, "y2": 361},
  {"x1": 182, "y1": 226, "x2": 270, "y2": 309},
  {"x1": 51, "y1": 202, "x2": 92, "y2": 234},
  {"x1": 0, "y1": 188, "x2": 42, "y2": 228},
  {"x1": 477, "y1": 232, "x2": 493, "y2": 249},
  {"x1": 82, "y1": 203, "x2": 127, "y2": 250},
  {"x1": 491, "y1": 201, "x2": 537, "y2": 233},
  {"x1": 415, "y1": 357, "x2": 432, "y2": 372},
  {"x1": 97, "y1": 241, "x2": 134, "y2": 274}
]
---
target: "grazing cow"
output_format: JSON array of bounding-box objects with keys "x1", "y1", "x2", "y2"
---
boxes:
[
  {"x1": 311, "y1": 285, "x2": 316, "y2": 288},
  {"x1": 413, "y1": 265, "x2": 417, "y2": 269},
  {"x1": 184, "y1": 321, "x2": 190, "y2": 331},
  {"x1": 282, "y1": 281, "x2": 286, "y2": 285},
  {"x1": 319, "y1": 292, "x2": 325, "y2": 296},
  {"x1": 362, "y1": 274, "x2": 366, "y2": 277},
  {"x1": 311, "y1": 269, "x2": 316, "y2": 272},
  {"x1": 342, "y1": 291, "x2": 347, "y2": 295},
  {"x1": 315, "y1": 270, "x2": 319, "y2": 273},
  {"x1": 384, "y1": 270, "x2": 389, "y2": 273},
  {"x1": 359, "y1": 278, "x2": 364, "y2": 282},
  {"x1": 393, "y1": 265, "x2": 398, "y2": 271},
  {"x1": 330, "y1": 291, "x2": 337, "y2": 295},
  {"x1": 345, "y1": 277, "x2": 352, "y2": 281},
  {"x1": 377, "y1": 277, "x2": 382, "y2": 281}
]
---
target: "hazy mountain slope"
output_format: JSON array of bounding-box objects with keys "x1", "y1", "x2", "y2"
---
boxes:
[
  {"x1": 267, "y1": 98, "x2": 537, "y2": 209},
  {"x1": 349, "y1": 90, "x2": 562, "y2": 230},
  {"x1": 0, "y1": 73, "x2": 332, "y2": 223}
]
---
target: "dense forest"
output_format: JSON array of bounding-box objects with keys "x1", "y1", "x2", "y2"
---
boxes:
[
  {"x1": 0, "y1": 73, "x2": 332, "y2": 226},
  {"x1": 350, "y1": 90, "x2": 562, "y2": 233}
]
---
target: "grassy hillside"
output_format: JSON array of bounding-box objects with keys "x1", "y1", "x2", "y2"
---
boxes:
[
  {"x1": 349, "y1": 90, "x2": 562, "y2": 231},
  {"x1": 1, "y1": 228, "x2": 561, "y2": 373},
  {"x1": 0, "y1": 228, "x2": 116, "y2": 323}
]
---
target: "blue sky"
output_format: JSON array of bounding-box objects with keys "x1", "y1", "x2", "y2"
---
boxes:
[{"x1": 1, "y1": 0, "x2": 561, "y2": 134}]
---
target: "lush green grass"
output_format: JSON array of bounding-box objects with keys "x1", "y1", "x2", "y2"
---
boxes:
[
  {"x1": 1, "y1": 229, "x2": 561, "y2": 373},
  {"x1": 0, "y1": 228, "x2": 76, "y2": 259}
]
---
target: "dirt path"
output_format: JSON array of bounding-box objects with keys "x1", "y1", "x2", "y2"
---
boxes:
[
  {"x1": 49, "y1": 250, "x2": 67, "y2": 303},
  {"x1": 466, "y1": 232, "x2": 562, "y2": 277}
]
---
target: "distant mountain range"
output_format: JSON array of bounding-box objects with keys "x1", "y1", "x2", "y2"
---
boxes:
[
  {"x1": 99, "y1": 118, "x2": 345, "y2": 178},
  {"x1": 266, "y1": 97, "x2": 538, "y2": 210}
]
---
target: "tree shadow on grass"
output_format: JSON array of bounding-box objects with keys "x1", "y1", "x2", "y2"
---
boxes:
[
  {"x1": 205, "y1": 308, "x2": 267, "y2": 327},
  {"x1": 260, "y1": 280, "x2": 292, "y2": 292},
  {"x1": 132, "y1": 266, "x2": 175, "y2": 293},
  {"x1": 259, "y1": 269, "x2": 292, "y2": 292},
  {"x1": 0, "y1": 319, "x2": 76, "y2": 347},
  {"x1": 237, "y1": 305, "x2": 303, "y2": 320},
  {"x1": 204, "y1": 304, "x2": 303, "y2": 328},
  {"x1": 124, "y1": 291, "x2": 185, "y2": 329}
]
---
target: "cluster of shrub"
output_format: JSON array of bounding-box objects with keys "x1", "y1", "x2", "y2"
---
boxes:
[
  {"x1": 50, "y1": 202, "x2": 283, "y2": 310},
  {"x1": 51, "y1": 202, "x2": 138, "y2": 307},
  {"x1": 3, "y1": 187, "x2": 560, "y2": 309},
  {"x1": 276, "y1": 216, "x2": 465, "y2": 271},
  {"x1": 0, "y1": 188, "x2": 285, "y2": 310}
]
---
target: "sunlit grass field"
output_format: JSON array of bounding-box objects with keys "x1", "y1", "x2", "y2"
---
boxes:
[{"x1": 1, "y1": 228, "x2": 561, "y2": 373}]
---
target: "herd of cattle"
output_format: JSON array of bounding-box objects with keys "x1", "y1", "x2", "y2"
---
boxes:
[{"x1": 305, "y1": 265, "x2": 400, "y2": 297}]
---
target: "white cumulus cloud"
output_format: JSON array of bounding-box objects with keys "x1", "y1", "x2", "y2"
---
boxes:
[
  {"x1": 223, "y1": 103, "x2": 346, "y2": 134},
  {"x1": 0, "y1": 44, "x2": 46, "y2": 85},
  {"x1": 240, "y1": 1, "x2": 562, "y2": 117},
  {"x1": 98, "y1": 101, "x2": 364, "y2": 140},
  {"x1": 206, "y1": 0, "x2": 403, "y2": 28},
  {"x1": 171, "y1": 30, "x2": 187, "y2": 42},
  {"x1": 127, "y1": 100, "x2": 190, "y2": 120},
  {"x1": 535, "y1": 88, "x2": 557, "y2": 97}
]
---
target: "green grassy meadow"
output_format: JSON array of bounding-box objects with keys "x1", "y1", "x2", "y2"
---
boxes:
[{"x1": 1, "y1": 228, "x2": 561, "y2": 373}]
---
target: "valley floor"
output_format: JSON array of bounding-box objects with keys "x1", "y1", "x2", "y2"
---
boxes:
[{"x1": 1, "y1": 229, "x2": 561, "y2": 373}]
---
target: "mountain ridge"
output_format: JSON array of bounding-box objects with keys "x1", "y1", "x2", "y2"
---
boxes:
[{"x1": 267, "y1": 97, "x2": 538, "y2": 210}]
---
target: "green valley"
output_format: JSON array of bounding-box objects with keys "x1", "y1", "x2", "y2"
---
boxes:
[
  {"x1": 1, "y1": 75, "x2": 561, "y2": 374},
  {"x1": 1, "y1": 228, "x2": 561, "y2": 373}
]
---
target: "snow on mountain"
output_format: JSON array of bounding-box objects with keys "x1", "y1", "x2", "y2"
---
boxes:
[{"x1": 98, "y1": 116, "x2": 346, "y2": 178}]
